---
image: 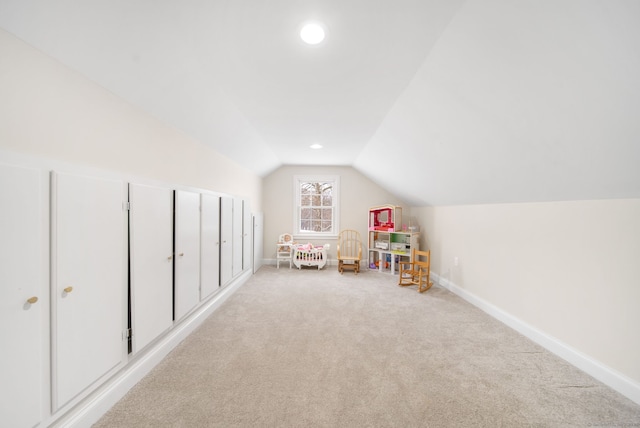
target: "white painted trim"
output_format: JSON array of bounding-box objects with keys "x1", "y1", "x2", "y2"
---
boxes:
[
  {"x1": 432, "y1": 272, "x2": 640, "y2": 406},
  {"x1": 50, "y1": 270, "x2": 252, "y2": 428}
]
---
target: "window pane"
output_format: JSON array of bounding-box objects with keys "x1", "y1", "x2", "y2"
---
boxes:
[
  {"x1": 295, "y1": 176, "x2": 338, "y2": 235},
  {"x1": 319, "y1": 182, "x2": 332, "y2": 194}
]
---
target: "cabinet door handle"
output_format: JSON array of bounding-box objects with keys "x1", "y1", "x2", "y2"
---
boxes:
[
  {"x1": 167, "y1": 255, "x2": 173, "y2": 261},
  {"x1": 179, "y1": 252, "x2": 184, "y2": 257},
  {"x1": 63, "y1": 286, "x2": 73, "y2": 293},
  {"x1": 26, "y1": 296, "x2": 38, "y2": 304}
]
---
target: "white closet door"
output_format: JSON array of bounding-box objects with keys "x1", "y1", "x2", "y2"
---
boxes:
[
  {"x1": 129, "y1": 183, "x2": 173, "y2": 353},
  {"x1": 174, "y1": 190, "x2": 200, "y2": 321},
  {"x1": 200, "y1": 193, "x2": 220, "y2": 299},
  {"x1": 232, "y1": 197, "x2": 243, "y2": 277},
  {"x1": 220, "y1": 196, "x2": 233, "y2": 286},
  {"x1": 0, "y1": 164, "x2": 46, "y2": 428},
  {"x1": 242, "y1": 200, "x2": 253, "y2": 271},
  {"x1": 253, "y1": 212, "x2": 264, "y2": 273},
  {"x1": 52, "y1": 172, "x2": 127, "y2": 409}
]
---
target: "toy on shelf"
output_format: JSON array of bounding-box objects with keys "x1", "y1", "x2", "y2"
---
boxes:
[
  {"x1": 374, "y1": 259, "x2": 390, "y2": 269},
  {"x1": 368, "y1": 205, "x2": 402, "y2": 232}
]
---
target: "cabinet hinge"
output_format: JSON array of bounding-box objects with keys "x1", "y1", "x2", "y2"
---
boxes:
[
  {"x1": 123, "y1": 201, "x2": 130, "y2": 211},
  {"x1": 122, "y1": 328, "x2": 132, "y2": 340}
]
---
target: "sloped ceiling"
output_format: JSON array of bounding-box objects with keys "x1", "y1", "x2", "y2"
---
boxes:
[
  {"x1": 355, "y1": 0, "x2": 640, "y2": 205},
  {"x1": 1, "y1": 0, "x2": 639, "y2": 206}
]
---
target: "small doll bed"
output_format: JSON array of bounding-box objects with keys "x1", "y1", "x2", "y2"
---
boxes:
[{"x1": 293, "y1": 243, "x2": 327, "y2": 270}]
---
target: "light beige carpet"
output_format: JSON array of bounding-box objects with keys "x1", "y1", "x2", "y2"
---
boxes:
[{"x1": 94, "y1": 266, "x2": 640, "y2": 427}]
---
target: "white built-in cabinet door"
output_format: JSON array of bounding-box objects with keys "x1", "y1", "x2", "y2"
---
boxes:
[
  {"x1": 220, "y1": 196, "x2": 233, "y2": 286},
  {"x1": 253, "y1": 212, "x2": 264, "y2": 273},
  {"x1": 232, "y1": 197, "x2": 243, "y2": 277},
  {"x1": 174, "y1": 190, "x2": 201, "y2": 321},
  {"x1": 242, "y1": 200, "x2": 253, "y2": 271},
  {"x1": 51, "y1": 172, "x2": 127, "y2": 410},
  {"x1": 200, "y1": 193, "x2": 220, "y2": 299},
  {"x1": 0, "y1": 164, "x2": 46, "y2": 428},
  {"x1": 129, "y1": 183, "x2": 174, "y2": 353}
]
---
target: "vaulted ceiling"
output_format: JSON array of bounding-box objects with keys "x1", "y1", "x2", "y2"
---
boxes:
[{"x1": 1, "y1": 0, "x2": 639, "y2": 206}]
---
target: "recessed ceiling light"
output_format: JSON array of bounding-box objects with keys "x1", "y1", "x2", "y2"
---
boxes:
[
  {"x1": 300, "y1": 23, "x2": 325, "y2": 45},
  {"x1": 310, "y1": 144, "x2": 323, "y2": 149}
]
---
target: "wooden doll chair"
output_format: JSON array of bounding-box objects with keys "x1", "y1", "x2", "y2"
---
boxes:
[
  {"x1": 336, "y1": 229, "x2": 362, "y2": 274},
  {"x1": 398, "y1": 249, "x2": 433, "y2": 292},
  {"x1": 276, "y1": 233, "x2": 295, "y2": 269}
]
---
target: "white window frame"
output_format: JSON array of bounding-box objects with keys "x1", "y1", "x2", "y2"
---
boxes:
[{"x1": 293, "y1": 175, "x2": 340, "y2": 239}]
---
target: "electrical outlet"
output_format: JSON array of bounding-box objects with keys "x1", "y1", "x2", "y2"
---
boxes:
[{"x1": 454, "y1": 256, "x2": 459, "y2": 266}]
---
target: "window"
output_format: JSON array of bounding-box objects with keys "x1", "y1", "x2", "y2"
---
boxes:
[{"x1": 293, "y1": 175, "x2": 339, "y2": 238}]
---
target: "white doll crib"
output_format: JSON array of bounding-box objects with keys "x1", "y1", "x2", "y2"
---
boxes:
[{"x1": 293, "y1": 244, "x2": 327, "y2": 270}]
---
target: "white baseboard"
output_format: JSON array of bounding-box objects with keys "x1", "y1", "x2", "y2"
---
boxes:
[
  {"x1": 52, "y1": 270, "x2": 252, "y2": 428},
  {"x1": 431, "y1": 272, "x2": 640, "y2": 406}
]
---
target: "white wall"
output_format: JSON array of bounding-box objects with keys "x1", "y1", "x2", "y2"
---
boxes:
[
  {"x1": 262, "y1": 165, "x2": 407, "y2": 262},
  {"x1": 413, "y1": 199, "x2": 640, "y2": 402},
  {"x1": 0, "y1": 29, "x2": 261, "y2": 211}
]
